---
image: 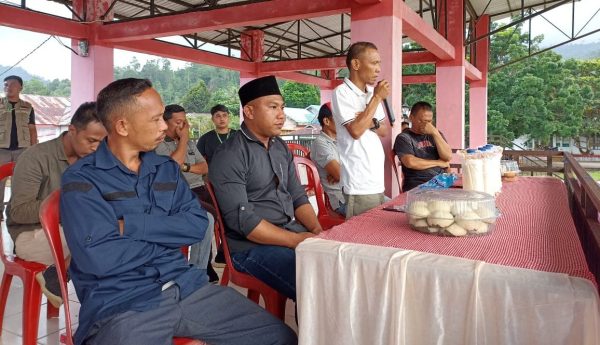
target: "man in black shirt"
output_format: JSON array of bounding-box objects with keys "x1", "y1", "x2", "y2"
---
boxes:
[
  {"x1": 0, "y1": 75, "x2": 38, "y2": 215},
  {"x1": 196, "y1": 104, "x2": 237, "y2": 164},
  {"x1": 209, "y1": 76, "x2": 321, "y2": 301},
  {"x1": 393, "y1": 101, "x2": 452, "y2": 191}
]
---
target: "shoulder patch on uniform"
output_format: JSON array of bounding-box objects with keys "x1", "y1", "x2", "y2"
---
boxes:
[
  {"x1": 103, "y1": 191, "x2": 136, "y2": 200},
  {"x1": 62, "y1": 181, "x2": 93, "y2": 194},
  {"x1": 153, "y1": 182, "x2": 177, "y2": 191}
]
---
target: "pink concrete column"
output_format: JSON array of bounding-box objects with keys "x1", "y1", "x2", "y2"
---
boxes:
[
  {"x1": 319, "y1": 69, "x2": 335, "y2": 104},
  {"x1": 351, "y1": 0, "x2": 403, "y2": 197},
  {"x1": 239, "y1": 30, "x2": 264, "y2": 122},
  {"x1": 320, "y1": 89, "x2": 332, "y2": 105},
  {"x1": 435, "y1": 0, "x2": 465, "y2": 149},
  {"x1": 469, "y1": 15, "x2": 490, "y2": 148},
  {"x1": 70, "y1": 0, "x2": 114, "y2": 114}
]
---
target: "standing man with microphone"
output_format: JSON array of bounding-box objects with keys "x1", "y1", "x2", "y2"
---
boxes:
[{"x1": 332, "y1": 41, "x2": 390, "y2": 218}]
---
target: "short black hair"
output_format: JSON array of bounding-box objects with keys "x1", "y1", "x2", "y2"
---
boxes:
[
  {"x1": 317, "y1": 103, "x2": 332, "y2": 127},
  {"x1": 210, "y1": 104, "x2": 229, "y2": 116},
  {"x1": 96, "y1": 78, "x2": 153, "y2": 132},
  {"x1": 70, "y1": 102, "x2": 101, "y2": 130},
  {"x1": 410, "y1": 101, "x2": 433, "y2": 117},
  {"x1": 346, "y1": 42, "x2": 378, "y2": 69},
  {"x1": 401, "y1": 121, "x2": 410, "y2": 127},
  {"x1": 3, "y1": 75, "x2": 23, "y2": 86},
  {"x1": 164, "y1": 104, "x2": 186, "y2": 121}
]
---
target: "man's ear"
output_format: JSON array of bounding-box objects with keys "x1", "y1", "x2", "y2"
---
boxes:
[
  {"x1": 114, "y1": 118, "x2": 129, "y2": 137},
  {"x1": 243, "y1": 105, "x2": 254, "y2": 120},
  {"x1": 351, "y1": 58, "x2": 360, "y2": 71}
]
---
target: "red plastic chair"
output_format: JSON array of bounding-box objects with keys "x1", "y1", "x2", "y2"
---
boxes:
[
  {"x1": 389, "y1": 149, "x2": 403, "y2": 193},
  {"x1": 286, "y1": 143, "x2": 310, "y2": 158},
  {"x1": 205, "y1": 182, "x2": 287, "y2": 320},
  {"x1": 39, "y1": 190, "x2": 204, "y2": 345},
  {"x1": 0, "y1": 161, "x2": 59, "y2": 345},
  {"x1": 292, "y1": 156, "x2": 344, "y2": 230}
]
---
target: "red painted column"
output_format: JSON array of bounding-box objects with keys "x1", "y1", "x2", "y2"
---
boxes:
[
  {"x1": 351, "y1": 0, "x2": 403, "y2": 197},
  {"x1": 319, "y1": 69, "x2": 336, "y2": 104},
  {"x1": 70, "y1": 0, "x2": 114, "y2": 114},
  {"x1": 435, "y1": 0, "x2": 465, "y2": 149},
  {"x1": 469, "y1": 15, "x2": 490, "y2": 147},
  {"x1": 239, "y1": 30, "x2": 264, "y2": 120}
]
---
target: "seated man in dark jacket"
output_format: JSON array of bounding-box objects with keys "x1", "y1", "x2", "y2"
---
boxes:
[
  {"x1": 209, "y1": 75, "x2": 322, "y2": 301},
  {"x1": 393, "y1": 101, "x2": 452, "y2": 191},
  {"x1": 60, "y1": 78, "x2": 297, "y2": 345}
]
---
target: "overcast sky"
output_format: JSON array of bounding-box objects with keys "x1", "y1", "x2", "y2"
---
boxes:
[{"x1": 0, "y1": 0, "x2": 598, "y2": 80}]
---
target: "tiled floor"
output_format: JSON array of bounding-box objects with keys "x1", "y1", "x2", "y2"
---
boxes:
[{"x1": 0, "y1": 184, "x2": 298, "y2": 344}]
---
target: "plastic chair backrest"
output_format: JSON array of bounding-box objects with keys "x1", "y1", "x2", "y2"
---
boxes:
[
  {"x1": 0, "y1": 162, "x2": 15, "y2": 181},
  {"x1": 389, "y1": 149, "x2": 403, "y2": 193},
  {"x1": 39, "y1": 190, "x2": 74, "y2": 345},
  {"x1": 286, "y1": 143, "x2": 310, "y2": 158},
  {"x1": 292, "y1": 156, "x2": 328, "y2": 218},
  {"x1": 205, "y1": 182, "x2": 237, "y2": 271}
]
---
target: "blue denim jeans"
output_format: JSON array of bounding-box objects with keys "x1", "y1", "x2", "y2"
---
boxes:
[{"x1": 231, "y1": 245, "x2": 296, "y2": 301}]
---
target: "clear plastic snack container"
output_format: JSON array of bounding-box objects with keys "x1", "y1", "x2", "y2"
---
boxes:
[{"x1": 405, "y1": 188, "x2": 499, "y2": 237}]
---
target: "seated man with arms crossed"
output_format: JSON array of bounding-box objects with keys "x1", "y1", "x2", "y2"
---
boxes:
[
  {"x1": 310, "y1": 102, "x2": 346, "y2": 216},
  {"x1": 60, "y1": 78, "x2": 297, "y2": 345},
  {"x1": 393, "y1": 101, "x2": 452, "y2": 191},
  {"x1": 210, "y1": 75, "x2": 322, "y2": 302},
  {"x1": 7, "y1": 102, "x2": 106, "y2": 307},
  {"x1": 155, "y1": 104, "x2": 219, "y2": 283}
]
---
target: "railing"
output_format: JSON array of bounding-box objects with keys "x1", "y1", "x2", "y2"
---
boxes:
[
  {"x1": 564, "y1": 153, "x2": 600, "y2": 283},
  {"x1": 502, "y1": 150, "x2": 565, "y2": 178}
]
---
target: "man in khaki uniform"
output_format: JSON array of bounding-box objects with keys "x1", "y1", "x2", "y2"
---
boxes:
[{"x1": 0, "y1": 75, "x2": 38, "y2": 215}]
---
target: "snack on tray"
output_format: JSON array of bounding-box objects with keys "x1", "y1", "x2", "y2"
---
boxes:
[{"x1": 405, "y1": 189, "x2": 499, "y2": 237}]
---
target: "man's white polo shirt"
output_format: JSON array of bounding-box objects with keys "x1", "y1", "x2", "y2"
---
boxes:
[{"x1": 331, "y1": 78, "x2": 385, "y2": 195}]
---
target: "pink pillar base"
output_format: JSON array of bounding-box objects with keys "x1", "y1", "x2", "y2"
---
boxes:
[
  {"x1": 469, "y1": 84, "x2": 487, "y2": 147},
  {"x1": 436, "y1": 64, "x2": 465, "y2": 149},
  {"x1": 70, "y1": 43, "x2": 114, "y2": 114}
]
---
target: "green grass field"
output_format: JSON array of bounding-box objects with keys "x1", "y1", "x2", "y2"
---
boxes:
[{"x1": 589, "y1": 171, "x2": 600, "y2": 181}]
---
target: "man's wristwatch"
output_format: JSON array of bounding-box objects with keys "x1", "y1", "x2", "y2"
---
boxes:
[
  {"x1": 371, "y1": 118, "x2": 380, "y2": 130},
  {"x1": 182, "y1": 163, "x2": 191, "y2": 172}
]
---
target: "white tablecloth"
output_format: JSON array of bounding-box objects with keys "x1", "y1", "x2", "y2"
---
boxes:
[{"x1": 297, "y1": 238, "x2": 600, "y2": 345}]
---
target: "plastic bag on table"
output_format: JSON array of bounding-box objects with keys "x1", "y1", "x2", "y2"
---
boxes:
[{"x1": 418, "y1": 173, "x2": 458, "y2": 189}]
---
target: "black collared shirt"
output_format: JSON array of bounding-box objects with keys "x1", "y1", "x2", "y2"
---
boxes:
[{"x1": 209, "y1": 122, "x2": 309, "y2": 253}]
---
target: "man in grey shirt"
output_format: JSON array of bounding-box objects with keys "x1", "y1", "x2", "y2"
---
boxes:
[
  {"x1": 209, "y1": 76, "x2": 321, "y2": 301},
  {"x1": 311, "y1": 103, "x2": 346, "y2": 216},
  {"x1": 155, "y1": 104, "x2": 218, "y2": 282}
]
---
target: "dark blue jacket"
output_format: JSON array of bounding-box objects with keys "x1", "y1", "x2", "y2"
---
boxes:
[{"x1": 60, "y1": 140, "x2": 209, "y2": 345}]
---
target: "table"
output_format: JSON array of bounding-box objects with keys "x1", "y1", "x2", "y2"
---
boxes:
[{"x1": 296, "y1": 177, "x2": 600, "y2": 345}]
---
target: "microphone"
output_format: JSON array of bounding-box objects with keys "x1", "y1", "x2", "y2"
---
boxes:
[{"x1": 383, "y1": 98, "x2": 395, "y2": 126}]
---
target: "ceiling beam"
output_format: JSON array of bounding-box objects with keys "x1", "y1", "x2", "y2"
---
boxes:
[
  {"x1": 113, "y1": 39, "x2": 255, "y2": 72},
  {"x1": 465, "y1": 61, "x2": 482, "y2": 81},
  {"x1": 400, "y1": 1, "x2": 455, "y2": 60},
  {"x1": 0, "y1": 4, "x2": 88, "y2": 39},
  {"x1": 272, "y1": 72, "x2": 334, "y2": 89},
  {"x1": 259, "y1": 51, "x2": 437, "y2": 73},
  {"x1": 97, "y1": 0, "x2": 352, "y2": 43}
]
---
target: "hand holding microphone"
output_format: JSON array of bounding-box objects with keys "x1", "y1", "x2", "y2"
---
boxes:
[{"x1": 375, "y1": 80, "x2": 395, "y2": 126}]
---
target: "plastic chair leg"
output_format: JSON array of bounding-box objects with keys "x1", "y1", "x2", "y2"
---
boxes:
[
  {"x1": 264, "y1": 293, "x2": 287, "y2": 320},
  {"x1": 47, "y1": 303, "x2": 59, "y2": 318},
  {"x1": 247, "y1": 290, "x2": 260, "y2": 304},
  {"x1": 219, "y1": 266, "x2": 230, "y2": 286},
  {"x1": 0, "y1": 273, "x2": 13, "y2": 329},
  {"x1": 23, "y1": 273, "x2": 43, "y2": 345}
]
